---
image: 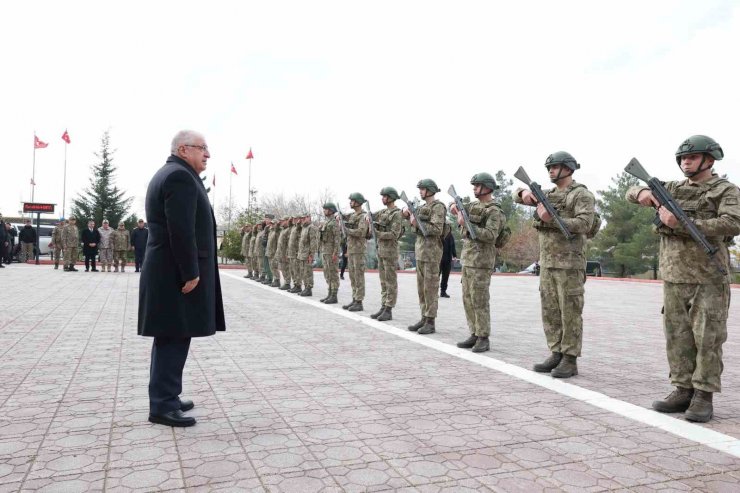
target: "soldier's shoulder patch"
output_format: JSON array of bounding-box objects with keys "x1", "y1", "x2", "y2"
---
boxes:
[{"x1": 724, "y1": 197, "x2": 739, "y2": 206}]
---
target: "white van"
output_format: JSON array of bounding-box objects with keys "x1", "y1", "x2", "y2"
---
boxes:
[{"x1": 11, "y1": 223, "x2": 54, "y2": 257}]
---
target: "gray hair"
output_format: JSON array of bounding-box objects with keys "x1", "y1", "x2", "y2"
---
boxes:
[{"x1": 170, "y1": 130, "x2": 204, "y2": 154}]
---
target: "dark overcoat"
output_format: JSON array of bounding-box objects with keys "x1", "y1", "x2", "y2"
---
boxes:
[
  {"x1": 81, "y1": 228, "x2": 101, "y2": 256},
  {"x1": 137, "y1": 155, "x2": 225, "y2": 337}
]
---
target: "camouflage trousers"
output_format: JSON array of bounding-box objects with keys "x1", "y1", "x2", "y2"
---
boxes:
[
  {"x1": 539, "y1": 268, "x2": 584, "y2": 357},
  {"x1": 280, "y1": 258, "x2": 291, "y2": 285},
  {"x1": 299, "y1": 258, "x2": 313, "y2": 288},
  {"x1": 99, "y1": 248, "x2": 113, "y2": 266},
  {"x1": 20, "y1": 242, "x2": 34, "y2": 262},
  {"x1": 348, "y1": 253, "x2": 365, "y2": 301},
  {"x1": 663, "y1": 282, "x2": 729, "y2": 393},
  {"x1": 252, "y1": 256, "x2": 261, "y2": 275},
  {"x1": 416, "y1": 259, "x2": 440, "y2": 318},
  {"x1": 322, "y1": 253, "x2": 339, "y2": 291},
  {"x1": 378, "y1": 256, "x2": 398, "y2": 307},
  {"x1": 53, "y1": 247, "x2": 63, "y2": 264},
  {"x1": 268, "y1": 257, "x2": 280, "y2": 283},
  {"x1": 290, "y1": 258, "x2": 302, "y2": 287},
  {"x1": 65, "y1": 247, "x2": 79, "y2": 267},
  {"x1": 113, "y1": 250, "x2": 127, "y2": 268},
  {"x1": 262, "y1": 256, "x2": 272, "y2": 280},
  {"x1": 462, "y1": 266, "x2": 492, "y2": 337}
]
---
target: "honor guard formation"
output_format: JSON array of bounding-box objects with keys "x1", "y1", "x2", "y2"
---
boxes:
[{"x1": 235, "y1": 134, "x2": 740, "y2": 424}]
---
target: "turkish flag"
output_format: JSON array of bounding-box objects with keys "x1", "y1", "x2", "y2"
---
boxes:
[
  {"x1": 231, "y1": 163, "x2": 238, "y2": 175},
  {"x1": 34, "y1": 135, "x2": 48, "y2": 149},
  {"x1": 246, "y1": 148, "x2": 254, "y2": 159},
  {"x1": 61, "y1": 130, "x2": 71, "y2": 144}
]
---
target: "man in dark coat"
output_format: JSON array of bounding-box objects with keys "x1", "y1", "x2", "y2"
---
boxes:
[
  {"x1": 81, "y1": 220, "x2": 101, "y2": 272},
  {"x1": 439, "y1": 229, "x2": 457, "y2": 298},
  {"x1": 0, "y1": 216, "x2": 6, "y2": 268},
  {"x1": 138, "y1": 130, "x2": 225, "y2": 427},
  {"x1": 131, "y1": 219, "x2": 149, "y2": 272}
]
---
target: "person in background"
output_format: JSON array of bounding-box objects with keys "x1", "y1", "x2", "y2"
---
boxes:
[
  {"x1": 439, "y1": 229, "x2": 457, "y2": 298},
  {"x1": 131, "y1": 219, "x2": 149, "y2": 272}
]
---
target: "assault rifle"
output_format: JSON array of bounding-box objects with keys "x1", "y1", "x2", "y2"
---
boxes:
[
  {"x1": 624, "y1": 157, "x2": 727, "y2": 275},
  {"x1": 514, "y1": 166, "x2": 573, "y2": 240},
  {"x1": 364, "y1": 201, "x2": 378, "y2": 248},
  {"x1": 335, "y1": 211, "x2": 348, "y2": 240},
  {"x1": 447, "y1": 184, "x2": 477, "y2": 240},
  {"x1": 399, "y1": 191, "x2": 428, "y2": 237}
]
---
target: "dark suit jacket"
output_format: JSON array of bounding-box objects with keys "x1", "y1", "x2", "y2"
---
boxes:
[
  {"x1": 138, "y1": 155, "x2": 225, "y2": 338},
  {"x1": 81, "y1": 228, "x2": 101, "y2": 255},
  {"x1": 441, "y1": 231, "x2": 457, "y2": 264}
]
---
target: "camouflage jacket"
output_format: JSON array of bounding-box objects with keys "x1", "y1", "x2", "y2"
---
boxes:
[
  {"x1": 287, "y1": 224, "x2": 302, "y2": 258},
  {"x1": 276, "y1": 227, "x2": 291, "y2": 259},
  {"x1": 98, "y1": 227, "x2": 113, "y2": 249},
  {"x1": 297, "y1": 223, "x2": 319, "y2": 260},
  {"x1": 111, "y1": 229, "x2": 130, "y2": 250},
  {"x1": 266, "y1": 225, "x2": 280, "y2": 257},
  {"x1": 374, "y1": 206, "x2": 403, "y2": 259},
  {"x1": 414, "y1": 199, "x2": 446, "y2": 262},
  {"x1": 61, "y1": 224, "x2": 80, "y2": 249},
  {"x1": 627, "y1": 176, "x2": 740, "y2": 284},
  {"x1": 247, "y1": 232, "x2": 257, "y2": 257},
  {"x1": 460, "y1": 200, "x2": 505, "y2": 269},
  {"x1": 51, "y1": 226, "x2": 64, "y2": 247},
  {"x1": 345, "y1": 209, "x2": 368, "y2": 255},
  {"x1": 240, "y1": 231, "x2": 250, "y2": 256},
  {"x1": 319, "y1": 217, "x2": 340, "y2": 256},
  {"x1": 514, "y1": 181, "x2": 595, "y2": 270},
  {"x1": 255, "y1": 229, "x2": 267, "y2": 256}
]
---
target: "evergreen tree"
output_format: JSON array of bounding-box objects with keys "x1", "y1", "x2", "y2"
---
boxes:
[
  {"x1": 591, "y1": 172, "x2": 659, "y2": 277},
  {"x1": 71, "y1": 131, "x2": 132, "y2": 227}
]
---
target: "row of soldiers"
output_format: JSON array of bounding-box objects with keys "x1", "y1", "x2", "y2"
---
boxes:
[
  {"x1": 240, "y1": 134, "x2": 737, "y2": 423},
  {"x1": 50, "y1": 217, "x2": 131, "y2": 272}
]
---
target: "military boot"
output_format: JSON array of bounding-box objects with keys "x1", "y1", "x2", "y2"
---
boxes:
[
  {"x1": 319, "y1": 292, "x2": 330, "y2": 302},
  {"x1": 685, "y1": 390, "x2": 713, "y2": 422},
  {"x1": 69, "y1": 266, "x2": 79, "y2": 272},
  {"x1": 63, "y1": 265, "x2": 69, "y2": 271},
  {"x1": 271, "y1": 279, "x2": 281, "y2": 288},
  {"x1": 418, "y1": 318, "x2": 436, "y2": 335},
  {"x1": 551, "y1": 355, "x2": 578, "y2": 378},
  {"x1": 280, "y1": 283, "x2": 291, "y2": 291},
  {"x1": 121, "y1": 266, "x2": 125, "y2": 273},
  {"x1": 300, "y1": 287, "x2": 312, "y2": 297},
  {"x1": 348, "y1": 301, "x2": 363, "y2": 312},
  {"x1": 533, "y1": 352, "x2": 562, "y2": 373},
  {"x1": 289, "y1": 284, "x2": 302, "y2": 293},
  {"x1": 342, "y1": 300, "x2": 355, "y2": 310},
  {"x1": 407, "y1": 318, "x2": 425, "y2": 332},
  {"x1": 54, "y1": 262, "x2": 59, "y2": 270},
  {"x1": 377, "y1": 307, "x2": 392, "y2": 322},
  {"x1": 456, "y1": 335, "x2": 477, "y2": 348},
  {"x1": 652, "y1": 387, "x2": 694, "y2": 413},
  {"x1": 472, "y1": 336, "x2": 490, "y2": 353},
  {"x1": 324, "y1": 290, "x2": 338, "y2": 304},
  {"x1": 370, "y1": 306, "x2": 385, "y2": 319},
  {"x1": 114, "y1": 266, "x2": 119, "y2": 272}
]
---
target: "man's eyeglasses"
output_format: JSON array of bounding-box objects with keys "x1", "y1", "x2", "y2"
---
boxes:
[{"x1": 184, "y1": 144, "x2": 209, "y2": 152}]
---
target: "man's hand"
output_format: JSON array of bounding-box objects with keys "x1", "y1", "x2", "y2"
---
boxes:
[
  {"x1": 182, "y1": 277, "x2": 200, "y2": 294},
  {"x1": 450, "y1": 204, "x2": 459, "y2": 215},
  {"x1": 536, "y1": 203, "x2": 553, "y2": 223},
  {"x1": 332, "y1": 253, "x2": 337, "y2": 263},
  {"x1": 456, "y1": 212, "x2": 465, "y2": 227},
  {"x1": 637, "y1": 189, "x2": 660, "y2": 208},
  {"x1": 521, "y1": 190, "x2": 537, "y2": 206},
  {"x1": 89, "y1": 243, "x2": 96, "y2": 247},
  {"x1": 658, "y1": 206, "x2": 678, "y2": 228},
  {"x1": 410, "y1": 215, "x2": 417, "y2": 227},
  {"x1": 401, "y1": 208, "x2": 410, "y2": 219},
  {"x1": 308, "y1": 255, "x2": 314, "y2": 264}
]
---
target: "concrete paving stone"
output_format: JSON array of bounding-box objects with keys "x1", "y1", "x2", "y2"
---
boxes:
[
  {"x1": 27, "y1": 445, "x2": 109, "y2": 479},
  {"x1": 105, "y1": 460, "x2": 184, "y2": 491},
  {"x1": 0, "y1": 456, "x2": 34, "y2": 485},
  {"x1": 238, "y1": 428, "x2": 305, "y2": 452},
  {"x1": 19, "y1": 470, "x2": 106, "y2": 492},
  {"x1": 247, "y1": 445, "x2": 322, "y2": 476},
  {"x1": 328, "y1": 460, "x2": 412, "y2": 491}
]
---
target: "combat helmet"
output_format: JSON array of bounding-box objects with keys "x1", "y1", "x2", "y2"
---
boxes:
[
  {"x1": 545, "y1": 151, "x2": 580, "y2": 171},
  {"x1": 349, "y1": 192, "x2": 366, "y2": 204},
  {"x1": 416, "y1": 179, "x2": 440, "y2": 193},
  {"x1": 379, "y1": 187, "x2": 399, "y2": 200},
  {"x1": 675, "y1": 135, "x2": 724, "y2": 164},
  {"x1": 323, "y1": 202, "x2": 338, "y2": 213},
  {"x1": 470, "y1": 172, "x2": 499, "y2": 191}
]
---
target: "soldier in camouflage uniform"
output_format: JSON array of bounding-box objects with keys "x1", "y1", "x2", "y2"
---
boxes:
[
  {"x1": 343, "y1": 193, "x2": 369, "y2": 312},
  {"x1": 403, "y1": 179, "x2": 447, "y2": 335},
  {"x1": 260, "y1": 215, "x2": 275, "y2": 284},
  {"x1": 297, "y1": 213, "x2": 320, "y2": 296},
  {"x1": 452, "y1": 173, "x2": 506, "y2": 353},
  {"x1": 61, "y1": 216, "x2": 80, "y2": 272},
  {"x1": 255, "y1": 221, "x2": 268, "y2": 281},
  {"x1": 241, "y1": 224, "x2": 252, "y2": 278},
  {"x1": 287, "y1": 217, "x2": 303, "y2": 293},
  {"x1": 319, "y1": 204, "x2": 341, "y2": 303},
  {"x1": 371, "y1": 187, "x2": 404, "y2": 322},
  {"x1": 111, "y1": 221, "x2": 131, "y2": 272},
  {"x1": 98, "y1": 219, "x2": 114, "y2": 271},
  {"x1": 627, "y1": 135, "x2": 740, "y2": 422},
  {"x1": 266, "y1": 218, "x2": 281, "y2": 287},
  {"x1": 50, "y1": 219, "x2": 65, "y2": 269},
  {"x1": 248, "y1": 223, "x2": 260, "y2": 279},
  {"x1": 515, "y1": 151, "x2": 596, "y2": 378},
  {"x1": 276, "y1": 217, "x2": 292, "y2": 289}
]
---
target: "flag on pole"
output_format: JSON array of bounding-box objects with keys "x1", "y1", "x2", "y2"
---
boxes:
[
  {"x1": 34, "y1": 135, "x2": 48, "y2": 149},
  {"x1": 61, "y1": 130, "x2": 71, "y2": 144},
  {"x1": 231, "y1": 162, "x2": 238, "y2": 175},
  {"x1": 246, "y1": 148, "x2": 254, "y2": 159}
]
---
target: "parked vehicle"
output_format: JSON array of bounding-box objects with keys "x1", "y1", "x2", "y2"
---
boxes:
[{"x1": 10, "y1": 223, "x2": 53, "y2": 257}]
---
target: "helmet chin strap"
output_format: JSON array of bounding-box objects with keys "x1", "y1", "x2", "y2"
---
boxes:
[
  {"x1": 681, "y1": 154, "x2": 711, "y2": 177},
  {"x1": 474, "y1": 186, "x2": 492, "y2": 199},
  {"x1": 549, "y1": 166, "x2": 573, "y2": 183}
]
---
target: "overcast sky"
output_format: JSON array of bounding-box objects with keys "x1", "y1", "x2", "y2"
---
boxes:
[{"x1": 2, "y1": 0, "x2": 738, "y2": 220}]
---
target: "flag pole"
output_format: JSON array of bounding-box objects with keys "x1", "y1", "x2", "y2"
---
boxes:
[
  {"x1": 62, "y1": 140, "x2": 68, "y2": 218},
  {"x1": 247, "y1": 157, "x2": 252, "y2": 220},
  {"x1": 31, "y1": 132, "x2": 36, "y2": 203},
  {"x1": 228, "y1": 165, "x2": 233, "y2": 232}
]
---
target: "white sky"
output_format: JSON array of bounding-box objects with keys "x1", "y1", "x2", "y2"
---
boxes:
[{"x1": 2, "y1": 0, "x2": 738, "y2": 220}]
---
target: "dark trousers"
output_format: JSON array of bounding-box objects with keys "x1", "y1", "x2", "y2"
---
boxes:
[
  {"x1": 135, "y1": 248, "x2": 146, "y2": 271},
  {"x1": 149, "y1": 337, "x2": 191, "y2": 415},
  {"x1": 439, "y1": 259, "x2": 452, "y2": 294},
  {"x1": 340, "y1": 255, "x2": 348, "y2": 277},
  {"x1": 84, "y1": 253, "x2": 97, "y2": 271}
]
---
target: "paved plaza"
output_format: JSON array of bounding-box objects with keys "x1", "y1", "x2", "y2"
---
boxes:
[{"x1": 1, "y1": 264, "x2": 740, "y2": 492}]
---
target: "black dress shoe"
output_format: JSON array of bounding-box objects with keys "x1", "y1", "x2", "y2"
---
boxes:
[
  {"x1": 148, "y1": 409, "x2": 196, "y2": 427},
  {"x1": 180, "y1": 399, "x2": 194, "y2": 412}
]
